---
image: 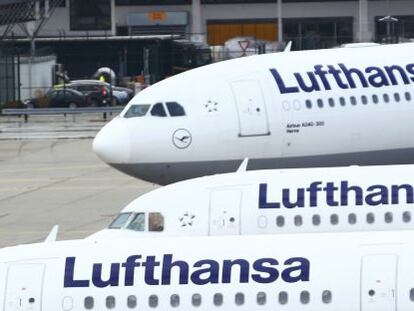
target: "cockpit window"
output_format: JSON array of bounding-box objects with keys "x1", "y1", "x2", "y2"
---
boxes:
[
  {"x1": 149, "y1": 212, "x2": 164, "y2": 232},
  {"x1": 166, "y1": 102, "x2": 186, "y2": 116},
  {"x1": 108, "y1": 213, "x2": 132, "y2": 229},
  {"x1": 124, "y1": 104, "x2": 150, "y2": 118},
  {"x1": 126, "y1": 213, "x2": 145, "y2": 231},
  {"x1": 151, "y1": 103, "x2": 167, "y2": 117}
]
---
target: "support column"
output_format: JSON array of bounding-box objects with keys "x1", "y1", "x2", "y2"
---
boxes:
[
  {"x1": 358, "y1": 0, "x2": 371, "y2": 42},
  {"x1": 191, "y1": 0, "x2": 204, "y2": 43},
  {"x1": 277, "y1": 0, "x2": 283, "y2": 42},
  {"x1": 111, "y1": 0, "x2": 116, "y2": 36}
]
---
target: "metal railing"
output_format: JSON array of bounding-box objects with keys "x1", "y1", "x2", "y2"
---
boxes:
[{"x1": 2, "y1": 106, "x2": 124, "y2": 122}]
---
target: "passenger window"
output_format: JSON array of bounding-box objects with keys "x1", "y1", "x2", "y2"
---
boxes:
[
  {"x1": 410, "y1": 288, "x2": 414, "y2": 301},
  {"x1": 403, "y1": 211, "x2": 411, "y2": 223},
  {"x1": 348, "y1": 213, "x2": 357, "y2": 225},
  {"x1": 192, "y1": 294, "x2": 202, "y2": 306},
  {"x1": 339, "y1": 97, "x2": 346, "y2": 106},
  {"x1": 394, "y1": 93, "x2": 400, "y2": 102},
  {"x1": 305, "y1": 99, "x2": 312, "y2": 109},
  {"x1": 300, "y1": 291, "x2": 310, "y2": 304},
  {"x1": 330, "y1": 214, "x2": 339, "y2": 225},
  {"x1": 322, "y1": 290, "x2": 332, "y2": 304},
  {"x1": 84, "y1": 296, "x2": 94, "y2": 309},
  {"x1": 383, "y1": 94, "x2": 390, "y2": 103},
  {"x1": 312, "y1": 214, "x2": 321, "y2": 226},
  {"x1": 361, "y1": 95, "x2": 368, "y2": 105},
  {"x1": 166, "y1": 102, "x2": 186, "y2": 116},
  {"x1": 278, "y1": 291, "x2": 288, "y2": 305},
  {"x1": 350, "y1": 96, "x2": 357, "y2": 105},
  {"x1": 108, "y1": 213, "x2": 132, "y2": 229},
  {"x1": 372, "y1": 94, "x2": 379, "y2": 104},
  {"x1": 124, "y1": 104, "x2": 150, "y2": 118},
  {"x1": 170, "y1": 294, "x2": 180, "y2": 307},
  {"x1": 149, "y1": 295, "x2": 158, "y2": 308},
  {"x1": 127, "y1": 295, "x2": 137, "y2": 308},
  {"x1": 151, "y1": 103, "x2": 167, "y2": 117},
  {"x1": 405, "y1": 92, "x2": 412, "y2": 101},
  {"x1": 367, "y1": 213, "x2": 375, "y2": 224},
  {"x1": 149, "y1": 212, "x2": 164, "y2": 232},
  {"x1": 213, "y1": 293, "x2": 223, "y2": 306},
  {"x1": 294, "y1": 215, "x2": 303, "y2": 226},
  {"x1": 328, "y1": 98, "x2": 335, "y2": 107},
  {"x1": 276, "y1": 216, "x2": 285, "y2": 227},
  {"x1": 127, "y1": 213, "x2": 145, "y2": 231},
  {"x1": 384, "y1": 212, "x2": 393, "y2": 223},
  {"x1": 257, "y1": 292, "x2": 266, "y2": 305},
  {"x1": 106, "y1": 296, "x2": 115, "y2": 309},
  {"x1": 317, "y1": 99, "x2": 323, "y2": 108},
  {"x1": 235, "y1": 293, "x2": 245, "y2": 306}
]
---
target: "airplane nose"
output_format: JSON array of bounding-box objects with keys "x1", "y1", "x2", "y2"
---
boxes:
[{"x1": 93, "y1": 118, "x2": 131, "y2": 164}]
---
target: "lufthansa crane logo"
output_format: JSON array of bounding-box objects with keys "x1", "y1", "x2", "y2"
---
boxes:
[{"x1": 172, "y1": 129, "x2": 192, "y2": 149}]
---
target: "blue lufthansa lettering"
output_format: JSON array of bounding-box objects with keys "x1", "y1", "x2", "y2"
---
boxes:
[
  {"x1": 63, "y1": 254, "x2": 310, "y2": 288},
  {"x1": 270, "y1": 63, "x2": 414, "y2": 94},
  {"x1": 259, "y1": 181, "x2": 414, "y2": 208}
]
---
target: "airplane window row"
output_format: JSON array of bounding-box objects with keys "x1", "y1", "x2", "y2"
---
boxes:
[
  {"x1": 274, "y1": 211, "x2": 411, "y2": 228},
  {"x1": 83, "y1": 290, "x2": 333, "y2": 309},
  {"x1": 108, "y1": 212, "x2": 164, "y2": 232},
  {"x1": 305, "y1": 92, "x2": 412, "y2": 109},
  {"x1": 124, "y1": 102, "x2": 186, "y2": 118}
]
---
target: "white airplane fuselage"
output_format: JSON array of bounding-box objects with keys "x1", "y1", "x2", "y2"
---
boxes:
[
  {"x1": 90, "y1": 164, "x2": 414, "y2": 240},
  {"x1": 1, "y1": 231, "x2": 414, "y2": 310},
  {"x1": 94, "y1": 43, "x2": 414, "y2": 184}
]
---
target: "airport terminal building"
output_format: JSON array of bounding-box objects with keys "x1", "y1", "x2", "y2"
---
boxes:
[
  {"x1": 2, "y1": 0, "x2": 414, "y2": 49},
  {"x1": 1, "y1": 0, "x2": 414, "y2": 106}
]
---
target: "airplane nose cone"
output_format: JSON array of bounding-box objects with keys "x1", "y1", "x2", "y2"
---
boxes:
[{"x1": 93, "y1": 118, "x2": 131, "y2": 164}]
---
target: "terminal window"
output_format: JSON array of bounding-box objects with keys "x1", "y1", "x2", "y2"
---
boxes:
[{"x1": 70, "y1": 0, "x2": 111, "y2": 31}]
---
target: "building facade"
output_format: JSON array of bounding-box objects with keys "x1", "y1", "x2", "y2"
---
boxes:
[{"x1": 3, "y1": 0, "x2": 414, "y2": 50}]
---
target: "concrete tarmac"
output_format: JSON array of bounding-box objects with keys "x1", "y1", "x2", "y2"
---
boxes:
[{"x1": 0, "y1": 116, "x2": 158, "y2": 247}]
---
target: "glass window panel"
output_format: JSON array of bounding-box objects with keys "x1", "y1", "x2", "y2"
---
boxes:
[
  {"x1": 322, "y1": 290, "x2": 332, "y2": 304},
  {"x1": 149, "y1": 212, "x2": 164, "y2": 232},
  {"x1": 127, "y1": 295, "x2": 137, "y2": 308},
  {"x1": 166, "y1": 102, "x2": 186, "y2": 116},
  {"x1": 278, "y1": 291, "x2": 288, "y2": 305},
  {"x1": 235, "y1": 293, "x2": 245, "y2": 306},
  {"x1": 170, "y1": 294, "x2": 180, "y2": 307},
  {"x1": 192, "y1": 294, "x2": 202, "y2": 306},
  {"x1": 127, "y1": 213, "x2": 145, "y2": 231},
  {"x1": 84, "y1": 297, "x2": 94, "y2": 309},
  {"x1": 213, "y1": 293, "x2": 223, "y2": 306},
  {"x1": 348, "y1": 213, "x2": 357, "y2": 225},
  {"x1": 124, "y1": 104, "x2": 150, "y2": 118},
  {"x1": 151, "y1": 103, "x2": 167, "y2": 117},
  {"x1": 300, "y1": 291, "x2": 310, "y2": 304},
  {"x1": 108, "y1": 213, "x2": 132, "y2": 229},
  {"x1": 149, "y1": 295, "x2": 158, "y2": 308},
  {"x1": 257, "y1": 292, "x2": 266, "y2": 305},
  {"x1": 106, "y1": 296, "x2": 115, "y2": 309},
  {"x1": 276, "y1": 216, "x2": 285, "y2": 227}
]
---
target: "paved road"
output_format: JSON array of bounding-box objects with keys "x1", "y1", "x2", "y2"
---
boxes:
[{"x1": 0, "y1": 116, "x2": 157, "y2": 247}]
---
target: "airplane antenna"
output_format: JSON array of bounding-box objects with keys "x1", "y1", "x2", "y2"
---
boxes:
[
  {"x1": 44, "y1": 225, "x2": 59, "y2": 243},
  {"x1": 237, "y1": 158, "x2": 249, "y2": 172},
  {"x1": 284, "y1": 41, "x2": 292, "y2": 52}
]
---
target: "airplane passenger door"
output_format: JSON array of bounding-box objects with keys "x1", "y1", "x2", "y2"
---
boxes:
[
  {"x1": 231, "y1": 80, "x2": 270, "y2": 137},
  {"x1": 5, "y1": 263, "x2": 45, "y2": 311},
  {"x1": 209, "y1": 189, "x2": 241, "y2": 235},
  {"x1": 361, "y1": 255, "x2": 397, "y2": 311}
]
